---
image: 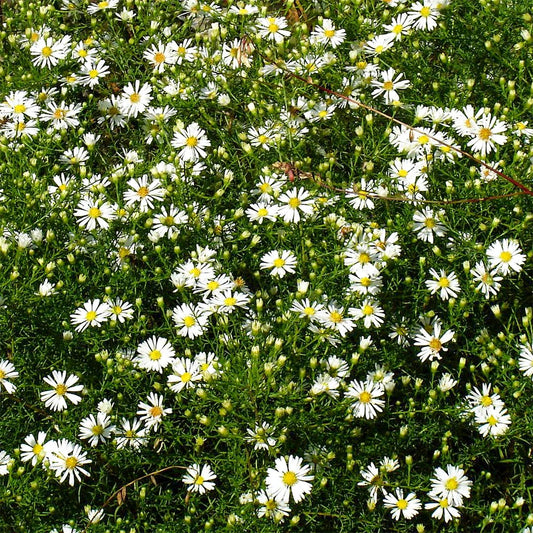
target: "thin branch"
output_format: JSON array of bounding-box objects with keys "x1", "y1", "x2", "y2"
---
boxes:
[{"x1": 256, "y1": 48, "x2": 533, "y2": 197}]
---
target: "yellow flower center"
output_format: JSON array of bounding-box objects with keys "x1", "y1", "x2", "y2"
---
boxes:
[
  {"x1": 207, "y1": 281, "x2": 220, "y2": 291},
  {"x1": 130, "y1": 93, "x2": 140, "y2": 103},
  {"x1": 195, "y1": 475, "x2": 205, "y2": 485},
  {"x1": 98, "y1": 1, "x2": 109, "y2": 8},
  {"x1": 41, "y1": 46, "x2": 52, "y2": 57},
  {"x1": 265, "y1": 499, "x2": 277, "y2": 511},
  {"x1": 288, "y1": 197, "x2": 301, "y2": 208},
  {"x1": 424, "y1": 218, "x2": 436, "y2": 229},
  {"x1": 420, "y1": 6, "x2": 431, "y2": 17},
  {"x1": 418, "y1": 135, "x2": 429, "y2": 144},
  {"x1": 439, "y1": 498, "x2": 449, "y2": 508},
  {"x1": 181, "y1": 371, "x2": 192, "y2": 383},
  {"x1": 396, "y1": 498, "x2": 408, "y2": 510},
  {"x1": 487, "y1": 415, "x2": 498, "y2": 426},
  {"x1": 55, "y1": 384, "x2": 67, "y2": 395},
  {"x1": 89, "y1": 69, "x2": 99, "y2": 79},
  {"x1": 91, "y1": 424, "x2": 103, "y2": 435},
  {"x1": 359, "y1": 252, "x2": 370, "y2": 264},
  {"x1": 362, "y1": 304, "x2": 374, "y2": 316},
  {"x1": 480, "y1": 395, "x2": 493, "y2": 407},
  {"x1": 445, "y1": 477, "x2": 458, "y2": 491},
  {"x1": 258, "y1": 134, "x2": 269, "y2": 144},
  {"x1": 383, "y1": 80, "x2": 394, "y2": 91},
  {"x1": 224, "y1": 297, "x2": 237, "y2": 306},
  {"x1": 14, "y1": 104, "x2": 26, "y2": 114},
  {"x1": 268, "y1": 23, "x2": 279, "y2": 33},
  {"x1": 257, "y1": 208, "x2": 268, "y2": 217},
  {"x1": 392, "y1": 24, "x2": 403, "y2": 34},
  {"x1": 65, "y1": 457, "x2": 78, "y2": 469},
  {"x1": 86, "y1": 310, "x2": 97, "y2": 322},
  {"x1": 149, "y1": 350, "x2": 162, "y2": 361},
  {"x1": 190, "y1": 267, "x2": 201, "y2": 277},
  {"x1": 429, "y1": 338, "x2": 442, "y2": 351},
  {"x1": 183, "y1": 316, "x2": 196, "y2": 328},
  {"x1": 137, "y1": 186, "x2": 149, "y2": 198},
  {"x1": 186, "y1": 136, "x2": 198, "y2": 147},
  {"x1": 150, "y1": 406, "x2": 163, "y2": 417},
  {"x1": 33, "y1": 443, "x2": 43, "y2": 455},
  {"x1": 53, "y1": 109, "x2": 66, "y2": 120},
  {"x1": 478, "y1": 127, "x2": 492, "y2": 140},
  {"x1": 360, "y1": 277, "x2": 371, "y2": 287},
  {"x1": 282, "y1": 471, "x2": 297, "y2": 486},
  {"x1": 499, "y1": 251, "x2": 512, "y2": 263},
  {"x1": 438, "y1": 277, "x2": 450, "y2": 288},
  {"x1": 356, "y1": 60, "x2": 367, "y2": 70},
  {"x1": 324, "y1": 29, "x2": 336, "y2": 38},
  {"x1": 154, "y1": 52, "x2": 165, "y2": 64},
  {"x1": 359, "y1": 391, "x2": 372, "y2": 403},
  {"x1": 375, "y1": 45, "x2": 384, "y2": 54},
  {"x1": 273, "y1": 258, "x2": 285, "y2": 268},
  {"x1": 329, "y1": 311, "x2": 342, "y2": 323},
  {"x1": 304, "y1": 306, "x2": 315, "y2": 316},
  {"x1": 112, "y1": 305, "x2": 122, "y2": 315}
]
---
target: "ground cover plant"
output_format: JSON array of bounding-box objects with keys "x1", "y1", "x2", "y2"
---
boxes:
[{"x1": 1, "y1": 0, "x2": 533, "y2": 531}]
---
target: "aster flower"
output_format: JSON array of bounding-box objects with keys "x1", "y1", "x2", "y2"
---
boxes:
[
  {"x1": 277, "y1": 187, "x2": 314, "y2": 223},
  {"x1": 48, "y1": 439, "x2": 92, "y2": 486},
  {"x1": 115, "y1": 418, "x2": 148, "y2": 450},
  {"x1": 245, "y1": 422, "x2": 277, "y2": 451},
  {"x1": 475, "y1": 405, "x2": 511, "y2": 437},
  {"x1": 20, "y1": 432, "x2": 53, "y2": 466},
  {"x1": 412, "y1": 207, "x2": 447, "y2": 243},
  {"x1": 425, "y1": 268, "x2": 461, "y2": 300},
  {"x1": 518, "y1": 343, "x2": 533, "y2": 378},
  {"x1": 310, "y1": 19, "x2": 346, "y2": 48},
  {"x1": 167, "y1": 357, "x2": 203, "y2": 393},
  {"x1": 172, "y1": 302, "x2": 210, "y2": 339},
  {"x1": 182, "y1": 463, "x2": 217, "y2": 494},
  {"x1": 371, "y1": 68, "x2": 411, "y2": 104},
  {"x1": 136, "y1": 393, "x2": 172, "y2": 431},
  {"x1": 30, "y1": 36, "x2": 71, "y2": 68},
  {"x1": 0, "y1": 360, "x2": 18, "y2": 393},
  {"x1": 40, "y1": 371, "x2": 83, "y2": 411},
  {"x1": 119, "y1": 80, "x2": 153, "y2": 118},
  {"x1": 430, "y1": 465, "x2": 472, "y2": 506},
  {"x1": 471, "y1": 261, "x2": 502, "y2": 298},
  {"x1": 0, "y1": 451, "x2": 12, "y2": 476},
  {"x1": 425, "y1": 493, "x2": 462, "y2": 522},
  {"x1": 70, "y1": 298, "x2": 111, "y2": 332},
  {"x1": 74, "y1": 196, "x2": 116, "y2": 231},
  {"x1": 413, "y1": 322, "x2": 455, "y2": 363},
  {"x1": 265, "y1": 455, "x2": 314, "y2": 503},
  {"x1": 346, "y1": 379, "x2": 385, "y2": 419},
  {"x1": 134, "y1": 336, "x2": 175, "y2": 373},
  {"x1": 486, "y1": 238, "x2": 526, "y2": 275},
  {"x1": 467, "y1": 113, "x2": 508, "y2": 156},
  {"x1": 171, "y1": 122, "x2": 211, "y2": 162},
  {"x1": 79, "y1": 413, "x2": 116, "y2": 446},
  {"x1": 256, "y1": 489, "x2": 291, "y2": 522},
  {"x1": 256, "y1": 16, "x2": 291, "y2": 43},
  {"x1": 383, "y1": 488, "x2": 421, "y2": 520},
  {"x1": 349, "y1": 299, "x2": 385, "y2": 328},
  {"x1": 260, "y1": 250, "x2": 297, "y2": 278}
]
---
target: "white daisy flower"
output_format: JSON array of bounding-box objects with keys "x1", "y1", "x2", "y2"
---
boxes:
[
  {"x1": 40, "y1": 371, "x2": 83, "y2": 411},
  {"x1": 182, "y1": 463, "x2": 217, "y2": 494},
  {"x1": 265, "y1": 455, "x2": 314, "y2": 503}
]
